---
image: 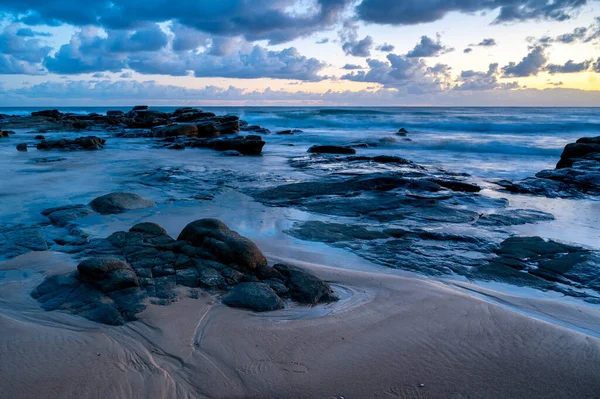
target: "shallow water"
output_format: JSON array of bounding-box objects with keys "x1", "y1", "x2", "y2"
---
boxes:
[{"x1": 1, "y1": 107, "x2": 599, "y2": 315}]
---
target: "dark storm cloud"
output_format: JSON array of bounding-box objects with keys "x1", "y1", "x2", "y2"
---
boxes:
[
  {"x1": 546, "y1": 59, "x2": 592, "y2": 74},
  {"x1": 406, "y1": 35, "x2": 453, "y2": 58},
  {"x1": 593, "y1": 58, "x2": 600, "y2": 72},
  {"x1": 356, "y1": 0, "x2": 593, "y2": 26},
  {"x1": 502, "y1": 46, "x2": 548, "y2": 77},
  {"x1": 2, "y1": 0, "x2": 352, "y2": 45}
]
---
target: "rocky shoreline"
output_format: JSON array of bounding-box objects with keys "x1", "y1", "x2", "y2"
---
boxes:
[{"x1": 1, "y1": 107, "x2": 600, "y2": 321}]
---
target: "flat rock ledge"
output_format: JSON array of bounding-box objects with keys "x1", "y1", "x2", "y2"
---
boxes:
[{"x1": 32, "y1": 219, "x2": 338, "y2": 325}]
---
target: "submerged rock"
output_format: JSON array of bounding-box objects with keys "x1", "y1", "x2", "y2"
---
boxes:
[
  {"x1": 308, "y1": 145, "x2": 356, "y2": 155},
  {"x1": 42, "y1": 204, "x2": 95, "y2": 227},
  {"x1": 222, "y1": 282, "x2": 284, "y2": 312},
  {"x1": 16, "y1": 143, "x2": 27, "y2": 152},
  {"x1": 89, "y1": 192, "x2": 155, "y2": 214}
]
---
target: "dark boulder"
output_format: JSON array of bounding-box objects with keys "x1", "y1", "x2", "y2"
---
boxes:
[
  {"x1": 34, "y1": 135, "x2": 45, "y2": 140},
  {"x1": 192, "y1": 136, "x2": 265, "y2": 155},
  {"x1": 90, "y1": 192, "x2": 155, "y2": 215},
  {"x1": 107, "y1": 110, "x2": 125, "y2": 117},
  {"x1": 273, "y1": 263, "x2": 338, "y2": 304},
  {"x1": 556, "y1": 139, "x2": 600, "y2": 168},
  {"x1": 132, "y1": 105, "x2": 148, "y2": 111},
  {"x1": 77, "y1": 258, "x2": 140, "y2": 293},
  {"x1": 397, "y1": 128, "x2": 409, "y2": 136},
  {"x1": 308, "y1": 145, "x2": 356, "y2": 155},
  {"x1": 222, "y1": 282, "x2": 284, "y2": 312},
  {"x1": 16, "y1": 143, "x2": 27, "y2": 152},
  {"x1": 196, "y1": 122, "x2": 220, "y2": 138},
  {"x1": 178, "y1": 218, "x2": 267, "y2": 270},
  {"x1": 37, "y1": 136, "x2": 106, "y2": 151},
  {"x1": 31, "y1": 109, "x2": 62, "y2": 119}
]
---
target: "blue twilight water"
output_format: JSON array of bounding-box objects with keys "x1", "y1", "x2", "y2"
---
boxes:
[{"x1": 2, "y1": 106, "x2": 598, "y2": 180}]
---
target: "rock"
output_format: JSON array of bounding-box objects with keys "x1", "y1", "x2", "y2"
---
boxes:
[
  {"x1": 431, "y1": 179, "x2": 481, "y2": 193},
  {"x1": 0, "y1": 130, "x2": 7, "y2": 137},
  {"x1": 308, "y1": 145, "x2": 356, "y2": 155},
  {"x1": 72, "y1": 121, "x2": 90, "y2": 130},
  {"x1": 222, "y1": 282, "x2": 284, "y2": 312},
  {"x1": 16, "y1": 143, "x2": 27, "y2": 152},
  {"x1": 0, "y1": 225, "x2": 48, "y2": 259},
  {"x1": 556, "y1": 139, "x2": 600, "y2": 168},
  {"x1": 107, "y1": 110, "x2": 125, "y2": 117},
  {"x1": 90, "y1": 192, "x2": 155, "y2": 214},
  {"x1": 43, "y1": 205, "x2": 95, "y2": 227},
  {"x1": 167, "y1": 143, "x2": 185, "y2": 150},
  {"x1": 192, "y1": 136, "x2": 266, "y2": 155},
  {"x1": 31, "y1": 109, "x2": 62, "y2": 119},
  {"x1": 132, "y1": 105, "x2": 148, "y2": 111},
  {"x1": 215, "y1": 115, "x2": 240, "y2": 134},
  {"x1": 476, "y1": 209, "x2": 554, "y2": 226},
  {"x1": 242, "y1": 125, "x2": 271, "y2": 134},
  {"x1": 174, "y1": 111, "x2": 216, "y2": 122},
  {"x1": 273, "y1": 263, "x2": 337, "y2": 304},
  {"x1": 195, "y1": 122, "x2": 220, "y2": 138},
  {"x1": 37, "y1": 136, "x2": 106, "y2": 151},
  {"x1": 130, "y1": 222, "x2": 168, "y2": 236},
  {"x1": 77, "y1": 258, "x2": 140, "y2": 293},
  {"x1": 223, "y1": 150, "x2": 242, "y2": 156},
  {"x1": 198, "y1": 268, "x2": 226, "y2": 288},
  {"x1": 276, "y1": 130, "x2": 294, "y2": 135},
  {"x1": 178, "y1": 219, "x2": 268, "y2": 270},
  {"x1": 34, "y1": 135, "x2": 45, "y2": 140},
  {"x1": 288, "y1": 221, "x2": 389, "y2": 243},
  {"x1": 154, "y1": 124, "x2": 198, "y2": 138},
  {"x1": 398, "y1": 128, "x2": 409, "y2": 135}
]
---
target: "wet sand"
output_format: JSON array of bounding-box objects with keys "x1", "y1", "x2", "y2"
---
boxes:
[{"x1": 1, "y1": 252, "x2": 599, "y2": 399}]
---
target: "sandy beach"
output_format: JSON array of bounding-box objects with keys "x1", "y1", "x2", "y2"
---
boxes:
[{"x1": 1, "y1": 250, "x2": 600, "y2": 399}]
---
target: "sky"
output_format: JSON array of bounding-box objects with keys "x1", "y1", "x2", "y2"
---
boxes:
[{"x1": 0, "y1": 0, "x2": 600, "y2": 106}]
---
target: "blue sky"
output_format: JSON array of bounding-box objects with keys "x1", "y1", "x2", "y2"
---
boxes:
[{"x1": 1, "y1": 0, "x2": 599, "y2": 106}]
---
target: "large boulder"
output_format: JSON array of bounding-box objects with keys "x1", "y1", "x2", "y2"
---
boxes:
[
  {"x1": 222, "y1": 282, "x2": 284, "y2": 312},
  {"x1": 106, "y1": 110, "x2": 125, "y2": 117},
  {"x1": 90, "y1": 192, "x2": 155, "y2": 214},
  {"x1": 273, "y1": 263, "x2": 338, "y2": 304},
  {"x1": 308, "y1": 145, "x2": 356, "y2": 155},
  {"x1": 196, "y1": 122, "x2": 220, "y2": 138},
  {"x1": 178, "y1": 218, "x2": 267, "y2": 270},
  {"x1": 556, "y1": 137, "x2": 600, "y2": 168},
  {"x1": 77, "y1": 258, "x2": 139, "y2": 293}
]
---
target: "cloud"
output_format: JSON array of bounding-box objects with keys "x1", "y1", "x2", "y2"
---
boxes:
[
  {"x1": 5, "y1": 79, "x2": 600, "y2": 107},
  {"x1": 356, "y1": 0, "x2": 593, "y2": 26},
  {"x1": 3, "y1": 0, "x2": 352, "y2": 45},
  {"x1": 464, "y1": 48, "x2": 473, "y2": 53},
  {"x1": 170, "y1": 23, "x2": 210, "y2": 52},
  {"x1": 120, "y1": 71, "x2": 133, "y2": 78},
  {"x1": 546, "y1": 59, "x2": 592, "y2": 74},
  {"x1": 406, "y1": 35, "x2": 453, "y2": 58},
  {"x1": 129, "y1": 45, "x2": 327, "y2": 81},
  {"x1": 341, "y1": 53, "x2": 453, "y2": 94},
  {"x1": 339, "y1": 22, "x2": 373, "y2": 57},
  {"x1": 377, "y1": 43, "x2": 395, "y2": 52},
  {"x1": 42, "y1": 26, "x2": 326, "y2": 80},
  {"x1": 475, "y1": 38, "x2": 497, "y2": 46},
  {"x1": 0, "y1": 54, "x2": 47, "y2": 75},
  {"x1": 16, "y1": 27, "x2": 51, "y2": 37},
  {"x1": 316, "y1": 38, "x2": 329, "y2": 44},
  {"x1": 502, "y1": 46, "x2": 548, "y2": 77},
  {"x1": 554, "y1": 17, "x2": 600, "y2": 43},
  {"x1": 455, "y1": 63, "x2": 519, "y2": 91},
  {"x1": 594, "y1": 58, "x2": 600, "y2": 72},
  {"x1": 0, "y1": 24, "x2": 52, "y2": 63},
  {"x1": 342, "y1": 64, "x2": 363, "y2": 70}
]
